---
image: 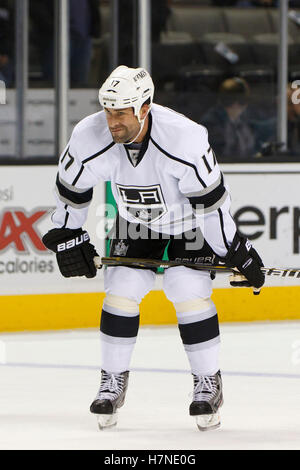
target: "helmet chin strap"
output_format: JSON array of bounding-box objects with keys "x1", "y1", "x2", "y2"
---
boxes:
[{"x1": 124, "y1": 109, "x2": 150, "y2": 145}]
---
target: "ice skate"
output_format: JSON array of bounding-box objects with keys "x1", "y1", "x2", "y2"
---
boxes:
[
  {"x1": 189, "y1": 370, "x2": 223, "y2": 431},
  {"x1": 90, "y1": 370, "x2": 129, "y2": 430}
]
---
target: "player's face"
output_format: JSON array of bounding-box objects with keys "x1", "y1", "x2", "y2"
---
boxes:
[{"x1": 104, "y1": 107, "x2": 141, "y2": 143}]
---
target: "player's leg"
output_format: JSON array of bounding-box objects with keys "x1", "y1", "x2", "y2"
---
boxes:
[
  {"x1": 164, "y1": 234, "x2": 223, "y2": 431},
  {"x1": 91, "y1": 215, "x2": 168, "y2": 429},
  {"x1": 164, "y1": 266, "x2": 223, "y2": 431},
  {"x1": 101, "y1": 266, "x2": 155, "y2": 374},
  {"x1": 99, "y1": 217, "x2": 167, "y2": 375},
  {"x1": 90, "y1": 265, "x2": 156, "y2": 429}
]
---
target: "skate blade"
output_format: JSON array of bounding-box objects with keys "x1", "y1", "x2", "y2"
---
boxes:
[
  {"x1": 195, "y1": 412, "x2": 221, "y2": 431},
  {"x1": 96, "y1": 413, "x2": 118, "y2": 430}
]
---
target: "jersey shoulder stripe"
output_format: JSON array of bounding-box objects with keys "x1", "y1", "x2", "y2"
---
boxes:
[
  {"x1": 70, "y1": 141, "x2": 115, "y2": 187},
  {"x1": 82, "y1": 141, "x2": 115, "y2": 164},
  {"x1": 150, "y1": 137, "x2": 207, "y2": 188}
]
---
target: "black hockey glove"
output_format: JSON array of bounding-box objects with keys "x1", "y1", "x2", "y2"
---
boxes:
[
  {"x1": 42, "y1": 228, "x2": 99, "y2": 278},
  {"x1": 222, "y1": 232, "x2": 265, "y2": 295}
]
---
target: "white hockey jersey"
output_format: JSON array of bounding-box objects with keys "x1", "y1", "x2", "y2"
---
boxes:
[{"x1": 52, "y1": 104, "x2": 237, "y2": 257}]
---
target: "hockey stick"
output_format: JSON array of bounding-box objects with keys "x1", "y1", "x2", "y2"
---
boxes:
[{"x1": 94, "y1": 256, "x2": 300, "y2": 279}]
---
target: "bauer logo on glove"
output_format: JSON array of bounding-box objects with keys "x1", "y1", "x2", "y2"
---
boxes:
[
  {"x1": 42, "y1": 227, "x2": 99, "y2": 279},
  {"x1": 57, "y1": 232, "x2": 90, "y2": 252}
]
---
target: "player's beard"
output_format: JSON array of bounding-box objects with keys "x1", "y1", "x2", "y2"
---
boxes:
[{"x1": 110, "y1": 124, "x2": 140, "y2": 144}]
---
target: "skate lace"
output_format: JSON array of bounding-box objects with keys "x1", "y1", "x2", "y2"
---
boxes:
[
  {"x1": 193, "y1": 375, "x2": 218, "y2": 402},
  {"x1": 96, "y1": 371, "x2": 124, "y2": 401}
]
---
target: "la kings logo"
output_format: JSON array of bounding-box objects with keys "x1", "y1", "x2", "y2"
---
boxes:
[{"x1": 116, "y1": 184, "x2": 167, "y2": 223}]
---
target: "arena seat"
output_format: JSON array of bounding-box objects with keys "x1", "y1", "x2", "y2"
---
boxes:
[
  {"x1": 176, "y1": 64, "x2": 225, "y2": 92},
  {"x1": 167, "y1": 6, "x2": 226, "y2": 39},
  {"x1": 252, "y1": 33, "x2": 295, "y2": 67},
  {"x1": 269, "y1": 9, "x2": 300, "y2": 43},
  {"x1": 152, "y1": 41, "x2": 203, "y2": 88},
  {"x1": 223, "y1": 8, "x2": 273, "y2": 38},
  {"x1": 199, "y1": 33, "x2": 254, "y2": 70}
]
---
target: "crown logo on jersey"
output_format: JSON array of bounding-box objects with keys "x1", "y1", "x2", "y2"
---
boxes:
[{"x1": 113, "y1": 240, "x2": 129, "y2": 256}]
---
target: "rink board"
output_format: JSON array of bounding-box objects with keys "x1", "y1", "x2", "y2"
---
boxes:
[
  {"x1": 1, "y1": 286, "x2": 300, "y2": 332},
  {"x1": 1, "y1": 163, "x2": 300, "y2": 331}
]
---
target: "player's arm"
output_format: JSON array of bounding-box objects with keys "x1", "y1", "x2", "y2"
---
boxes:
[
  {"x1": 179, "y1": 126, "x2": 265, "y2": 291},
  {"x1": 42, "y1": 132, "x2": 100, "y2": 278}
]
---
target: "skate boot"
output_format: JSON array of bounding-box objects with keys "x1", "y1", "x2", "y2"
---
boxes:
[
  {"x1": 90, "y1": 369, "x2": 129, "y2": 430},
  {"x1": 189, "y1": 370, "x2": 223, "y2": 431}
]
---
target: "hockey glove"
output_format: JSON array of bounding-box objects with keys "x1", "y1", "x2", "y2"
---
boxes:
[
  {"x1": 223, "y1": 232, "x2": 265, "y2": 295},
  {"x1": 42, "y1": 228, "x2": 99, "y2": 278}
]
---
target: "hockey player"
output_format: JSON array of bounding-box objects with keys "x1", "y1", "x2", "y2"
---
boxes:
[{"x1": 42, "y1": 65, "x2": 265, "y2": 431}]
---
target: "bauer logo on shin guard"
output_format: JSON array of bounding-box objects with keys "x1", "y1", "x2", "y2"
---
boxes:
[{"x1": 57, "y1": 232, "x2": 90, "y2": 252}]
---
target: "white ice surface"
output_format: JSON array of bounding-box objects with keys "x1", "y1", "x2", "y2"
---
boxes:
[{"x1": 0, "y1": 321, "x2": 300, "y2": 450}]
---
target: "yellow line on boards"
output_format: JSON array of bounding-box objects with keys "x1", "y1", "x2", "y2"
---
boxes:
[{"x1": 0, "y1": 286, "x2": 300, "y2": 332}]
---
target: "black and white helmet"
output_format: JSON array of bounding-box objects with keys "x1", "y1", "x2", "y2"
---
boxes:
[{"x1": 99, "y1": 65, "x2": 154, "y2": 122}]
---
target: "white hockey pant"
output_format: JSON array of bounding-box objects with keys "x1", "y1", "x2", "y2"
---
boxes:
[{"x1": 101, "y1": 266, "x2": 220, "y2": 375}]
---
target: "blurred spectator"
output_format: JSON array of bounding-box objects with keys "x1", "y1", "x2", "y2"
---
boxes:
[
  {"x1": 29, "y1": 1, "x2": 54, "y2": 83},
  {"x1": 0, "y1": 0, "x2": 14, "y2": 87},
  {"x1": 253, "y1": 84, "x2": 300, "y2": 157},
  {"x1": 287, "y1": 83, "x2": 300, "y2": 155},
  {"x1": 69, "y1": 0, "x2": 101, "y2": 86},
  {"x1": 118, "y1": 0, "x2": 170, "y2": 67},
  {"x1": 201, "y1": 77, "x2": 257, "y2": 160},
  {"x1": 247, "y1": 84, "x2": 300, "y2": 158},
  {"x1": 30, "y1": 0, "x2": 101, "y2": 87}
]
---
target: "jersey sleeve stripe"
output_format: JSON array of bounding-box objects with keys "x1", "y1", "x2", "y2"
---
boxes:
[
  {"x1": 184, "y1": 174, "x2": 223, "y2": 198},
  {"x1": 55, "y1": 174, "x2": 93, "y2": 207},
  {"x1": 58, "y1": 174, "x2": 91, "y2": 194},
  {"x1": 192, "y1": 190, "x2": 228, "y2": 214},
  {"x1": 150, "y1": 137, "x2": 207, "y2": 188},
  {"x1": 55, "y1": 186, "x2": 92, "y2": 209},
  {"x1": 187, "y1": 175, "x2": 226, "y2": 209}
]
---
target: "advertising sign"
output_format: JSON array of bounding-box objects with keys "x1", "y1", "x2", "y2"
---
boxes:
[
  {"x1": 227, "y1": 172, "x2": 300, "y2": 267},
  {"x1": 1, "y1": 165, "x2": 300, "y2": 295},
  {"x1": 0, "y1": 166, "x2": 106, "y2": 295}
]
